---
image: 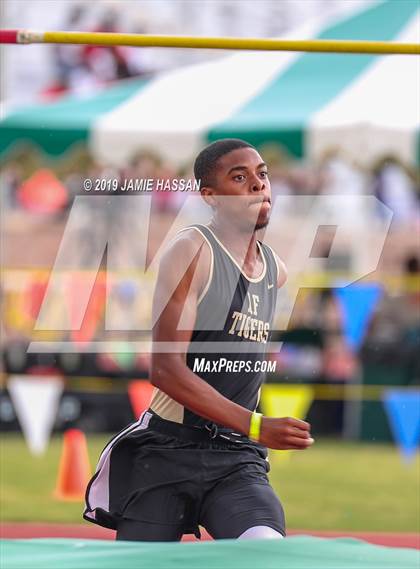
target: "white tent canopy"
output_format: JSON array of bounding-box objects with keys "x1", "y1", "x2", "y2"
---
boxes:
[{"x1": 1, "y1": 0, "x2": 419, "y2": 167}]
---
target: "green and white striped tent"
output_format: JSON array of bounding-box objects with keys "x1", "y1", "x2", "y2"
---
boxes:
[{"x1": 1, "y1": 0, "x2": 419, "y2": 167}]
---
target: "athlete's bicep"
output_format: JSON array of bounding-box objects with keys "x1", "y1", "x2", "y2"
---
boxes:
[
  {"x1": 153, "y1": 256, "x2": 195, "y2": 345},
  {"x1": 152, "y1": 233, "x2": 209, "y2": 349},
  {"x1": 152, "y1": 260, "x2": 197, "y2": 347},
  {"x1": 151, "y1": 236, "x2": 207, "y2": 387}
]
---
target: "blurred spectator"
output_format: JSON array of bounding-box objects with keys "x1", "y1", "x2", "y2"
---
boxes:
[
  {"x1": 319, "y1": 150, "x2": 372, "y2": 227},
  {"x1": 0, "y1": 163, "x2": 23, "y2": 209},
  {"x1": 373, "y1": 157, "x2": 420, "y2": 226},
  {"x1": 322, "y1": 333, "x2": 357, "y2": 383},
  {"x1": 44, "y1": 4, "x2": 150, "y2": 100},
  {"x1": 81, "y1": 8, "x2": 132, "y2": 82},
  {"x1": 372, "y1": 157, "x2": 420, "y2": 226},
  {"x1": 45, "y1": 5, "x2": 88, "y2": 99}
]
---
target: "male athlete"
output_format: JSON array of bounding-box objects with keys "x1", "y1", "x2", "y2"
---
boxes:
[{"x1": 84, "y1": 139, "x2": 314, "y2": 541}]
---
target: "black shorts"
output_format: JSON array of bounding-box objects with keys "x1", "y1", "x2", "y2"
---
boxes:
[{"x1": 84, "y1": 411, "x2": 285, "y2": 540}]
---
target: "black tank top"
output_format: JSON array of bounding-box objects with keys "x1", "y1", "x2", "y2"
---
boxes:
[{"x1": 150, "y1": 223, "x2": 278, "y2": 427}]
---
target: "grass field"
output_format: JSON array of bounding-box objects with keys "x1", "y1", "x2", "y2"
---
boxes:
[{"x1": 1, "y1": 434, "x2": 419, "y2": 532}]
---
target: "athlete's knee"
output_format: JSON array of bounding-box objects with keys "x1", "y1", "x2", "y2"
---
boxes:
[{"x1": 238, "y1": 525, "x2": 284, "y2": 540}]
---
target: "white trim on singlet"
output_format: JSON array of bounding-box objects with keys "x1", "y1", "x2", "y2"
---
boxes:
[
  {"x1": 263, "y1": 243, "x2": 280, "y2": 285},
  {"x1": 202, "y1": 224, "x2": 267, "y2": 283}
]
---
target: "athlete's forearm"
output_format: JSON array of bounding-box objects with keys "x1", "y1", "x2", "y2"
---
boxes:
[{"x1": 151, "y1": 355, "x2": 252, "y2": 434}]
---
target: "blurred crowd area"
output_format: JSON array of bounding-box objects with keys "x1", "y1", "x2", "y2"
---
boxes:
[
  {"x1": 1, "y1": 143, "x2": 419, "y2": 397},
  {"x1": 1, "y1": 0, "x2": 365, "y2": 104},
  {"x1": 2, "y1": 142, "x2": 420, "y2": 219}
]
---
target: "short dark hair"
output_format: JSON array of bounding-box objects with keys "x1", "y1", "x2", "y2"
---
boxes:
[{"x1": 194, "y1": 138, "x2": 255, "y2": 187}]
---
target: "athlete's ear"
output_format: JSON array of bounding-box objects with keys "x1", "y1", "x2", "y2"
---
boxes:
[{"x1": 200, "y1": 187, "x2": 217, "y2": 209}]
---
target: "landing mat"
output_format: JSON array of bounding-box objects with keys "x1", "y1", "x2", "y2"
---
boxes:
[{"x1": 2, "y1": 536, "x2": 419, "y2": 569}]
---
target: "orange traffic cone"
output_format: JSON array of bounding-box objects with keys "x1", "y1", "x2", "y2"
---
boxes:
[
  {"x1": 54, "y1": 429, "x2": 91, "y2": 501},
  {"x1": 128, "y1": 380, "x2": 154, "y2": 419}
]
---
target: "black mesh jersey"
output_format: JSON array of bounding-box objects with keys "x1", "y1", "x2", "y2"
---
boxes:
[{"x1": 150, "y1": 223, "x2": 279, "y2": 427}]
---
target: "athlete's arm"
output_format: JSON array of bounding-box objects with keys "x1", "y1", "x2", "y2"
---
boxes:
[
  {"x1": 260, "y1": 249, "x2": 315, "y2": 449},
  {"x1": 150, "y1": 230, "x2": 313, "y2": 450}
]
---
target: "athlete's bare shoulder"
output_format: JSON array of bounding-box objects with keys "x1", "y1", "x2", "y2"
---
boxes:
[
  {"x1": 173, "y1": 225, "x2": 209, "y2": 248},
  {"x1": 164, "y1": 226, "x2": 211, "y2": 264},
  {"x1": 157, "y1": 226, "x2": 212, "y2": 299}
]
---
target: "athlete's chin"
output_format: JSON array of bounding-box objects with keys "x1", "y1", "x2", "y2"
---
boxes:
[
  {"x1": 255, "y1": 220, "x2": 269, "y2": 231},
  {"x1": 255, "y1": 214, "x2": 270, "y2": 231},
  {"x1": 240, "y1": 213, "x2": 270, "y2": 232}
]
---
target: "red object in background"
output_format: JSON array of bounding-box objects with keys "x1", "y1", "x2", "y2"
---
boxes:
[
  {"x1": 128, "y1": 380, "x2": 154, "y2": 419},
  {"x1": 66, "y1": 272, "x2": 107, "y2": 346},
  {"x1": 40, "y1": 81, "x2": 69, "y2": 101},
  {"x1": 26, "y1": 366, "x2": 61, "y2": 376},
  {"x1": 54, "y1": 429, "x2": 91, "y2": 501},
  {"x1": 17, "y1": 169, "x2": 68, "y2": 214},
  {"x1": 25, "y1": 278, "x2": 49, "y2": 320}
]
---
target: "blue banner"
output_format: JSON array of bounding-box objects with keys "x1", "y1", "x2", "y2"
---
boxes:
[
  {"x1": 334, "y1": 283, "x2": 382, "y2": 351},
  {"x1": 383, "y1": 390, "x2": 420, "y2": 462}
]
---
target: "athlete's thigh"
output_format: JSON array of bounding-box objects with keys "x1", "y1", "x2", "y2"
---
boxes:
[
  {"x1": 200, "y1": 476, "x2": 286, "y2": 539},
  {"x1": 116, "y1": 517, "x2": 183, "y2": 542}
]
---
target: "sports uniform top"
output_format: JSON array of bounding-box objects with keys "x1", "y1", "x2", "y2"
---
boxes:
[{"x1": 150, "y1": 224, "x2": 279, "y2": 427}]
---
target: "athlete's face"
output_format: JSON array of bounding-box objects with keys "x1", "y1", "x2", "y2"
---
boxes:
[{"x1": 203, "y1": 147, "x2": 272, "y2": 231}]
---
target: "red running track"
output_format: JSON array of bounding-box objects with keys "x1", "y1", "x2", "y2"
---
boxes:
[{"x1": 1, "y1": 523, "x2": 418, "y2": 549}]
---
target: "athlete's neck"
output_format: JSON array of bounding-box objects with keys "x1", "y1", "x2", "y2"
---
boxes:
[{"x1": 207, "y1": 218, "x2": 263, "y2": 273}]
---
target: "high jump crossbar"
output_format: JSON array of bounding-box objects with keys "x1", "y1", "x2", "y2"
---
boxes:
[{"x1": 1, "y1": 29, "x2": 419, "y2": 55}]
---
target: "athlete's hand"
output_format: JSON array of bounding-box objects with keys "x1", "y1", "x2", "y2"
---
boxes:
[{"x1": 259, "y1": 416, "x2": 314, "y2": 450}]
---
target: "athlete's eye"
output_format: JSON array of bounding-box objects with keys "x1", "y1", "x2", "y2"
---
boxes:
[
  {"x1": 233, "y1": 174, "x2": 245, "y2": 182},
  {"x1": 259, "y1": 171, "x2": 268, "y2": 178}
]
